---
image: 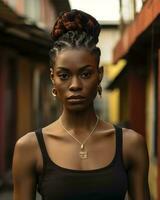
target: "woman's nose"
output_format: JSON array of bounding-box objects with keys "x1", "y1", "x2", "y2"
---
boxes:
[{"x1": 69, "y1": 76, "x2": 82, "y2": 91}]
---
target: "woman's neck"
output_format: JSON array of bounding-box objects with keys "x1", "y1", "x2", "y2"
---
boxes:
[{"x1": 59, "y1": 107, "x2": 98, "y2": 133}]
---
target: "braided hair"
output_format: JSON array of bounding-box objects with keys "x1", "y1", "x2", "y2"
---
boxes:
[{"x1": 49, "y1": 9, "x2": 101, "y2": 67}]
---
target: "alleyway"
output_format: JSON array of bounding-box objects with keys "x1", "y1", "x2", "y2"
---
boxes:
[{"x1": 0, "y1": 0, "x2": 159, "y2": 199}]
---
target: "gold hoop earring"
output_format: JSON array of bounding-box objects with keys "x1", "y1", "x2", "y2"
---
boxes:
[
  {"x1": 97, "y1": 85, "x2": 102, "y2": 98},
  {"x1": 52, "y1": 88, "x2": 57, "y2": 97}
]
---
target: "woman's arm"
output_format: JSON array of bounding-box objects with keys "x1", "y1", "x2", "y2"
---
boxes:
[
  {"x1": 124, "y1": 129, "x2": 150, "y2": 200},
  {"x1": 12, "y1": 132, "x2": 38, "y2": 200}
]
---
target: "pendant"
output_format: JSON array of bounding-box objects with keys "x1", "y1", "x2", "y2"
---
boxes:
[{"x1": 79, "y1": 144, "x2": 88, "y2": 159}]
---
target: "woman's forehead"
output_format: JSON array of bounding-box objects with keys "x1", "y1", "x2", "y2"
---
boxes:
[{"x1": 55, "y1": 48, "x2": 97, "y2": 66}]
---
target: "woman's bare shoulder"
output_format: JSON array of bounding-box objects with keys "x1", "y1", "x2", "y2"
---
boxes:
[
  {"x1": 15, "y1": 131, "x2": 38, "y2": 150},
  {"x1": 13, "y1": 132, "x2": 40, "y2": 177},
  {"x1": 15, "y1": 120, "x2": 57, "y2": 148},
  {"x1": 13, "y1": 131, "x2": 41, "y2": 165},
  {"x1": 122, "y1": 128, "x2": 145, "y2": 147},
  {"x1": 122, "y1": 128, "x2": 148, "y2": 168}
]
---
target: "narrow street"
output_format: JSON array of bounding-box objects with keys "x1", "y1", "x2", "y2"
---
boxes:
[{"x1": 0, "y1": 1, "x2": 159, "y2": 199}]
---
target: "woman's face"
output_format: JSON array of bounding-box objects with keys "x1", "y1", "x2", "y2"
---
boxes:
[{"x1": 51, "y1": 48, "x2": 103, "y2": 111}]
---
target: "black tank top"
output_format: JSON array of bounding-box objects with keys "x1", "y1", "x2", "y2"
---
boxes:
[{"x1": 35, "y1": 126, "x2": 128, "y2": 200}]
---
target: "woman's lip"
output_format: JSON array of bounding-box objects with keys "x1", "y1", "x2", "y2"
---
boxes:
[
  {"x1": 67, "y1": 96, "x2": 85, "y2": 99},
  {"x1": 67, "y1": 98, "x2": 86, "y2": 103}
]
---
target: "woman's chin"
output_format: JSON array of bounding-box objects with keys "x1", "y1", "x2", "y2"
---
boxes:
[
  {"x1": 67, "y1": 105, "x2": 87, "y2": 112},
  {"x1": 65, "y1": 102, "x2": 91, "y2": 112}
]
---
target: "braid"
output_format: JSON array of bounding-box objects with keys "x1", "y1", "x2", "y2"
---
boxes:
[{"x1": 49, "y1": 9, "x2": 101, "y2": 67}]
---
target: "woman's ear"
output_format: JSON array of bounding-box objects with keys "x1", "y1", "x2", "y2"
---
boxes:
[
  {"x1": 50, "y1": 68, "x2": 54, "y2": 83},
  {"x1": 98, "y1": 66, "x2": 104, "y2": 83}
]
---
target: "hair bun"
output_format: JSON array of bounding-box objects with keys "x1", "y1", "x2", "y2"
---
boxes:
[{"x1": 51, "y1": 9, "x2": 101, "y2": 44}]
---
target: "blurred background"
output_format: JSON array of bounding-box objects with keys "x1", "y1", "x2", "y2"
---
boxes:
[{"x1": 0, "y1": 0, "x2": 159, "y2": 199}]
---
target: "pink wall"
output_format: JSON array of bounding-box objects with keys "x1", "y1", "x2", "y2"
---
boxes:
[{"x1": 158, "y1": 50, "x2": 160, "y2": 200}]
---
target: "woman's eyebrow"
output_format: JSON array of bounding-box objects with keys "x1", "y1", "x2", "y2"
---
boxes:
[
  {"x1": 79, "y1": 65, "x2": 92, "y2": 70},
  {"x1": 56, "y1": 67, "x2": 70, "y2": 71},
  {"x1": 56, "y1": 65, "x2": 93, "y2": 72}
]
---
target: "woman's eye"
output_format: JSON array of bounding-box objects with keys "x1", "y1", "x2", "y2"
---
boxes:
[
  {"x1": 81, "y1": 71, "x2": 91, "y2": 79},
  {"x1": 58, "y1": 73, "x2": 69, "y2": 80}
]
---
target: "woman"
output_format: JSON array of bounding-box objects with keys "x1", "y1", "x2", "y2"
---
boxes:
[{"x1": 12, "y1": 9, "x2": 150, "y2": 200}]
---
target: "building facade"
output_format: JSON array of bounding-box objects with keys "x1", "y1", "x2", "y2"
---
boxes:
[
  {"x1": 0, "y1": 0, "x2": 70, "y2": 188},
  {"x1": 106, "y1": 0, "x2": 160, "y2": 199}
]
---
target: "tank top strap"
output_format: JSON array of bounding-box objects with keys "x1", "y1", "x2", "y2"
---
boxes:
[
  {"x1": 114, "y1": 125, "x2": 124, "y2": 164},
  {"x1": 35, "y1": 128, "x2": 50, "y2": 165}
]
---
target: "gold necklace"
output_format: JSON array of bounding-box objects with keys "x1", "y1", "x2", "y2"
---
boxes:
[{"x1": 59, "y1": 116, "x2": 99, "y2": 159}]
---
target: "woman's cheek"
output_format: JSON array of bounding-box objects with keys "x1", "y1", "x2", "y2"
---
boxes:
[
  {"x1": 56, "y1": 84, "x2": 67, "y2": 99},
  {"x1": 88, "y1": 82, "x2": 98, "y2": 98}
]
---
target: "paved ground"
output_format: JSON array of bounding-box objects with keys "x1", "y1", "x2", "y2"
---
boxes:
[
  {"x1": 1, "y1": 191, "x2": 12, "y2": 200},
  {"x1": 0, "y1": 190, "x2": 41, "y2": 200}
]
